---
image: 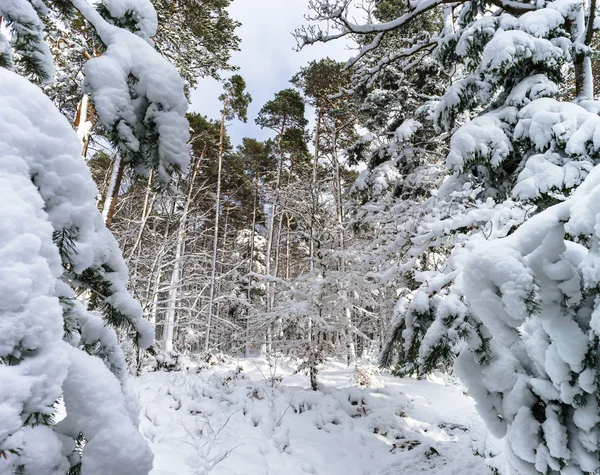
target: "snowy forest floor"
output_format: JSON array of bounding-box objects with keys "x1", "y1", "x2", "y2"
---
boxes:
[{"x1": 132, "y1": 357, "x2": 503, "y2": 475}]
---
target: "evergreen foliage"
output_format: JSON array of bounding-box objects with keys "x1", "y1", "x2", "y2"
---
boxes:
[
  {"x1": 296, "y1": 0, "x2": 600, "y2": 470},
  {"x1": 0, "y1": 0, "x2": 193, "y2": 470}
]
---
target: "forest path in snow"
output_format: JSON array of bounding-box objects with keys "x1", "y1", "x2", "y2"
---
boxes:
[{"x1": 133, "y1": 358, "x2": 499, "y2": 475}]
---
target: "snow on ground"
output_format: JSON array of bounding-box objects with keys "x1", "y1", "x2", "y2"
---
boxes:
[{"x1": 133, "y1": 357, "x2": 500, "y2": 475}]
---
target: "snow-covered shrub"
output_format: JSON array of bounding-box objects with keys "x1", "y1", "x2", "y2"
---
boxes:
[
  {"x1": 203, "y1": 351, "x2": 233, "y2": 366},
  {"x1": 154, "y1": 350, "x2": 183, "y2": 372},
  {"x1": 351, "y1": 366, "x2": 383, "y2": 388},
  {"x1": 294, "y1": 342, "x2": 329, "y2": 391}
]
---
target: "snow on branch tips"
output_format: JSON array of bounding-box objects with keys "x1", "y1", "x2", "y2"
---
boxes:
[
  {"x1": 0, "y1": 0, "x2": 54, "y2": 82},
  {"x1": 97, "y1": 0, "x2": 158, "y2": 43}
]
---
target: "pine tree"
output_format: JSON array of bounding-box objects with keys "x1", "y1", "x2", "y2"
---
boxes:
[
  {"x1": 337, "y1": 4, "x2": 456, "y2": 376},
  {"x1": 152, "y1": 0, "x2": 241, "y2": 91},
  {"x1": 205, "y1": 75, "x2": 251, "y2": 352},
  {"x1": 0, "y1": 67, "x2": 153, "y2": 474},
  {"x1": 290, "y1": 58, "x2": 355, "y2": 273},
  {"x1": 298, "y1": 0, "x2": 600, "y2": 470},
  {"x1": 0, "y1": 0, "x2": 190, "y2": 471},
  {"x1": 255, "y1": 89, "x2": 308, "y2": 327}
]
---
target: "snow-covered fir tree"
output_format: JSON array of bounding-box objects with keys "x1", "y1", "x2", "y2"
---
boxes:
[
  {"x1": 298, "y1": 0, "x2": 600, "y2": 471},
  {"x1": 0, "y1": 0, "x2": 189, "y2": 471}
]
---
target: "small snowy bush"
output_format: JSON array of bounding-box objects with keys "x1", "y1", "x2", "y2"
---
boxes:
[{"x1": 352, "y1": 366, "x2": 383, "y2": 388}]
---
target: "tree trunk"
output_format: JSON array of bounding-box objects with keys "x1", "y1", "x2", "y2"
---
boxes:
[
  {"x1": 272, "y1": 156, "x2": 295, "y2": 340},
  {"x1": 332, "y1": 117, "x2": 356, "y2": 366},
  {"x1": 163, "y1": 154, "x2": 202, "y2": 353},
  {"x1": 128, "y1": 171, "x2": 155, "y2": 263},
  {"x1": 307, "y1": 106, "x2": 323, "y2": 345},
  {"x1": 205, "y1": 103, "x2": 228, "y2": 352},
  {"x1": 263, "y1": 115, "x2": 287, "y2": 354},
  {"x1": 103, "y1": 154, "x2": 125, "y2": 229},
  {"x1": 285, "y1": 214, "x2": 292, "y2": 280},
  {"x1": 129, "y1": 171, "x2": 155, "y2": 294},
  {"x1": 245, "y1": 173, "x2": 259, "y2": 357},
  {"x1": 309, "y1": 347, "x2": 318, "y2": 391},
  {"x1": 265, "y1": 115, "x2": 287, "y2": 283},
  {"x1": 574, "y1": 0, "x2": 596, "y2": 98},
  {"x1": 309, "y1": 106, "x2": 323, "y2": 273},
  {"x1": 273, "y1": 156, "x2": 294, "y2": 280},
  {"x1": 75, "y1": 94, "x2": 94, "y2": 158}
]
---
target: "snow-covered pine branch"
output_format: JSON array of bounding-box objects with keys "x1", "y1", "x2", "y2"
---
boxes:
[
  {"x1": 457, "y1": 163, "x2": 600, "y2": 473},
  {"x1": 69, "y1": 0, "x2": 190, "y2": 188}
]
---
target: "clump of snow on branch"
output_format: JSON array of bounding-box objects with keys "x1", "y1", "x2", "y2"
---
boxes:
[
  {"x1": 457, "y1": 165, "x2": 600, "y2": 473},
  {"x1": 99, "y1": 0, "x2": 158, "y2": 42},
  {"x1": 72, "y1": 0, "x2": 190, "y2": 187}
]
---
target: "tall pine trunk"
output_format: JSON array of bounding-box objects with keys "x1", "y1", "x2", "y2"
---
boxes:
[
  {"x1": 129, "y1": 171, "x2": 155, "y2": 293},
  {"x1": 205, "y1": 103, "x2": 228, "y2": 352},
  {"x1": 163, "y1": 155, "x2": 202, "y2": 353},
  {"x1": 245, "y1": 173, "x2": 259, "y2": 356},
  {"x1": 309, "y1": 106, "x2": 322, "y2": 273},
  {"x1": 332, "y1": 117, "x2": 356, "y2": 366},
  {"x1": 263, "y1": 115, "x2": 287, "y2": 353},
  {"x1": 75, "y1": 94, "x2": 94, "y2": 158},
  {"x1": 307, "y1": 105, "x2": 323, "y2": 344}
]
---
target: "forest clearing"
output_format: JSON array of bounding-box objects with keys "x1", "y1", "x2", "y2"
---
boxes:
[{"x1": 3, "y1": 0, "x2": 600, "y2": 473}]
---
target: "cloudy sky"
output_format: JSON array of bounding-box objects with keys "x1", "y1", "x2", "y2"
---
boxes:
[{"x1": 189, "y1": 0, "x2": 353, "y2": 147}]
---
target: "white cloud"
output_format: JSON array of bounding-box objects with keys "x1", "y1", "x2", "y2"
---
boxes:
[{"x1": 188, "y1": 0, "x2": 352, "y2": 147}]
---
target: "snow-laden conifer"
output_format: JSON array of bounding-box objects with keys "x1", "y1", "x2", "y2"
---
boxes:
[
  {"x1": 0, "y1": 0, "x2": 191, "y2": 470},
  {"x1": 0, "y1": 66, "x2": 153, "y2": 475},
  {"x1": 298, "y1": 0, "x2": 600, "y2": 470}
]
